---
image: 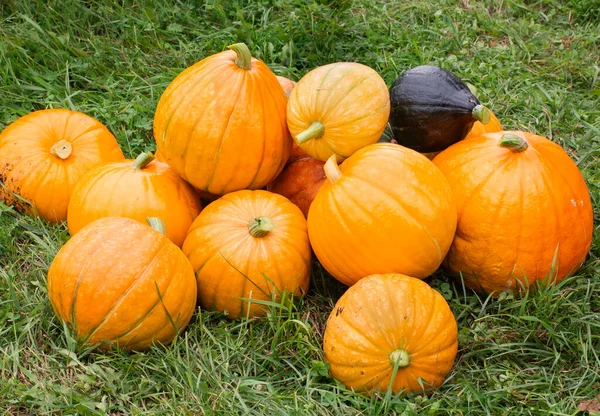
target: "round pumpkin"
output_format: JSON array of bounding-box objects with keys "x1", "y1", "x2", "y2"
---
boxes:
[
  {"x1": 464, "y1": 110, "x2": 503, "y2": 140},
  {"x1": 153, "y1": 43, "x2": 291, "y2": 195},
  {"x1": 182, "y1": 189, "x2": 311, "y2": 319},
  {"x1": 432, "y1": 131, "x2": 593, "y2": 294},
  {"x1": 308, "y1": 143, "x2": 457, "y2": 287},
  {"x1": 267, "y1": 143, "x2": 325, "y2": 217},
  {"x1": 287, "y1": 62, "x2": 390, "y2": 162},
  {"x1": 67, "y1": 152, "x2": 201, "y2": 247},
  {"x1": 323, "y1": 273, "x2": 458, "y2": 395},
  {"x1": 47, "y1": 217, "x2": 197, "y2": 351},
  {"x1": 0, "y1": 109, "x2": 124, "y2": 222},
  {"x1": 276, "y1": 75, "x2": 296, "y2": 97}
]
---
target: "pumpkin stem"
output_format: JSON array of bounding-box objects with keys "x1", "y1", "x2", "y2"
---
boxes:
[
  {"x1": 389, "y1": 349, "x2": 410, "y2": 369},
  {"x1": 472, "y1": 105, "x2": 491, "y2": 124},
  {"x1": 146, "y1": 217, "x2": 167, "y2": 235},
  {"x1": 499, "y1": 133, "x2": 529, "y2": 153},
  {"x1": 227, "y1": 43, "x2": 252, "y2": 70},
  {"x1": 248, "y1": 216, "x2": 275, "y2": 238},
  {"x1": 295, "y1": 121, "x2": 325, "y2": 145},
  {"x1": 324, "y1": 155, "x2": 342, "y2": 184},
  {"x1": 50, "y1": 140, "x2": 73, "y2": 160},
  {"x1": 132, "y1": 152, "x2": 155, "y2": 170}
]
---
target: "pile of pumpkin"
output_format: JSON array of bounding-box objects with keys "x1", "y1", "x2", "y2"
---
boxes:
[{"x1": 0, "y1": 43, "x2": 593, "y2": 396}]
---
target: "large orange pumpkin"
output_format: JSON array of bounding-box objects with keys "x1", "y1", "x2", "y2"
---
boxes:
[
  {"x1": 287, "y1": 62, "x2": 390, "y2": 162},
  {"x1": 308, "y1": 143, "x2": 457, "y2": 287},
  {"x1": 47, "y1": 217, "x2": 197, "y2": 351},
  {"x1": 276, "y1": 75, "x2": 296, "y2": 97},
  {"x1": 464, "y1": 110, "x2": 503, "y2": 140},
  {"x1": 67, "y1": 152, "x2": 201, "y2": 247},
  {"x1": 182, "y1": 190, "x2": 311, "y2": 319},
  {"x1": 433, "y1": 131, "x2": 594, "y2": 294},
  {"x1": 0, "y1": 109, "x2": 124, "y2": 222},
  {"x1": 153, "y1": 43, "x2": 291, "y2": 195},
  {"x1": 324, "y1": 274, "x2": 458, "y2": 395},
  {"x1": 267, "y1": 143, "x2": 325, "y2": 217}
]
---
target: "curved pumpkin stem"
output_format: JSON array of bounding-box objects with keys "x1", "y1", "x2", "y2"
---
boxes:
[
  {"x1": 248, "y1": 216, "x2": 275, "y2": 238},
  {"x1": 296, "y1": 121, "x2": 325, "y2": 145},
  {"x1": 146, "y1": 217, "x2": 167, "y2": 235},
  {"x1": 132, "y1": 152, "x2": 155, "y2": 170},
  {"x1": 227, "y1": 43, "x2": 252, "y2": 70},
  {"x1": 472, "y1": 105, "x2": 491, "y2": 124},
  {"x1": 324, "y1": 155, "x2": 342, "y2": 184},
  {"x1": 389, "y1": 349, "x2": 410, "y2": 369},
  {"x1": 50, "y1": 140, "x2": 73, "y2": 160},
  {"x1": 499, "y1": 133, "x2": 529, "y2": 153}
]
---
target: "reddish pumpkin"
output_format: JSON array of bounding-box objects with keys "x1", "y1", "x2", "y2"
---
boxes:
[
  {"x1": 154, "y1": 43, "x2": 291, "y2": 195},
  {"x1": 464, "y1": 110, "x2": 503, "y2": 140},
  {"x1": 0, "y1": 109, "x2": 124, "y2": 222},
  {"x1": 276, "y1": 75, "x2": 296, "y2": 97},
  {"x1": 267, "y1": 143, "x2": 325, "y2": 217},
  {"x1": 433, "y1": 131, "x2": 593, "y2": 294}
]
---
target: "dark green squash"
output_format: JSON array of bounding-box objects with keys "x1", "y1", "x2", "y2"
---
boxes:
[{"x1": 388, "y1": 66, "x2": 490, "y2": 153}]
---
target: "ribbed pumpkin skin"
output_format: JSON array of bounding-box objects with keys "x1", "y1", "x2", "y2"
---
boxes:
[
  {"x1": 433, "y1": 131, "x2": 593, "y2": 294},
  {"x1": 0, "y1": 109, "x2": 124, "y2": 222},
  {"x1": 153, "y1": 48, "x2": 291, "y2": 195},
  {"x1": 464, "y1": 110, "x2": 502, "y2": 140},
  {"x1": 182, "y1": 190, "x2": 311, "y2": 319},
  {"x1": 47, "y1": 217, "x2": 197, "y2": 351},
  {"x1": 267, "y1": 144, "x2": 325, "y2": 217},
  {"x1": 276, "y1": 75, "x2": 296, "y2": 97},
  {"x1": 324, "y1": 274, "x2": 458, "y2": 395},
  {"x1": 67, "y1": 158, "x2": 201, "y2": 247},
  {"x1": 287, "y1": 62, "x2": 390, "y2": 162},
  {"x1": 308, "y1": 143, "x2": 457, "y2": 286}
]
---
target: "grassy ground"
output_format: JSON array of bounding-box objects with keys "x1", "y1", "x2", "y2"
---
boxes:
[{"x1": 1, "y1": 0, "x2": 600, "y2": 414}]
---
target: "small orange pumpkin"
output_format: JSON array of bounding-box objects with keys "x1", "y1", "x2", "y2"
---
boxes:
[
  {"x1": 0, "y1": 109, "x2": 124, "y2": 222},
  {"x1": 433, "y1": 131, "x2": 594, "y2": 294},
  {"x1": 182, "y1": 190, "x2": 311, "y2": 319},
  {"x1": 276, "y1": 75, "x2": 296, "y2": 97},
  {"x1": 308, "y1": 143, "x2": 457, "y2": 286},
  {"x1": 267, "y1": 143, "x2": 325, "y2": 217},
  {"x1": 323, "y1": 274, "x2": 458, "y2": 395},
  {"x1": 287, "y1": 62, "x2": 390, "y2": 162},
  {"x1": 67, "y1": 152, "x2": 201, "y2": 247},
  {"x1": 464, "y1": 110, "x2": 503, "y2": 140},
  {"x1": 47, "y1": 217, "x2": 197, "y2": 351},
  {"x1": 154, "y1": 43, "x2": 291, "y2": 195}
]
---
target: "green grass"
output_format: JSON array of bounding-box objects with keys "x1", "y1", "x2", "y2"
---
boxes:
[{"x1": 1, "y1": 0, "x2": 600, "y2": 414}]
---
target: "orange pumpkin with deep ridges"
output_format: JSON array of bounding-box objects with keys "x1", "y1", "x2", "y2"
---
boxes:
[
  {"x1": 276, "y1": 75, "x2": 296, "y2": 97},
  {"x1": 323, "y1": 274, "x2": 458, "y2": 395},
  {"x1": 432, "y1": 131, "x2": 593, "y2": 294},
  {"x1": 267, "y1": 143, "x2": 325, "y2": 217},
  {"x1": 153, "y1": 43, "x2": 291, "y2": 195},
  {"x1": 287, "y1": 62, "x2": 390, "y2": 162},
  {"x1": 464, "y1": 110, "x2": 503, "y2": 140},
  {"x1": 182, "y1": 190, "x2": 311, "y2": 319},
  {"x1": 0, "y1": 109, "x2": 124, "y2": 222},
  {"x1": 47, "y1": 217, "x2": 197, "y2": 351},
  {"x1": 67, "y1": 152, "x2": 201, "y2": 247},
  {"x1": 308, "y1": 143, "x2": 457, "y2": 287}
]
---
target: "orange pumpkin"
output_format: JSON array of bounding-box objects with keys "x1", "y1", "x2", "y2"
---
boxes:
[
  {"x1": 0, "y1": 109, "x2": 124, "y2": 222},
  {"x1": 324, "y1": 273, "x2": 458, "y2": 395},
  {"x1": 307, "y1": 143, "x2": 457, "y2": 287},
  {"x1": 47, "y1": 217, "x2": 197, "y2": 351},
  {"x1": 182, "y1": 190, "x2": 311, "y2": 319},
  {"x1": 67, "y1": 152, "x2": 201, "y2": 247},
  {"x1": 153, "y1": 43, "x2": 291, "y2": 195},
  {"x1": 287, "y1": 62, "x2": 390, "y2": 162},
  {"x1": 267, "y1": 143, "x2": 325, "y2": 217},
  {"x1": 432, "y1": 131, "x2": 594, "y2": 294},
  {"x1": 464, "y1": 110, "x2": 503, "y2": 140},
  {"x1": 276, "y1": 75, "x2": 296, "y2": 97}
]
